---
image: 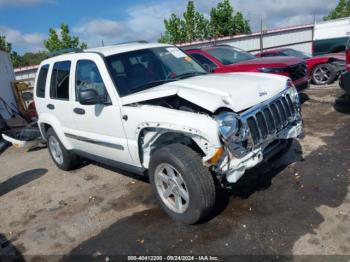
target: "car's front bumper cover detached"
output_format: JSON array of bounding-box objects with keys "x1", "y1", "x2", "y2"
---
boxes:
[{"x1": 215, "y1": 88, "x2": 303, "y2": 183}]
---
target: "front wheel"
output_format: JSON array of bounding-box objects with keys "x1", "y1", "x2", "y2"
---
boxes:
[
  {"x1": 311, "y1": 63, "x2": 337, "y2": 85},
  {"x1": 149, "y1": 144, "x2": 216, "y2": 224}
]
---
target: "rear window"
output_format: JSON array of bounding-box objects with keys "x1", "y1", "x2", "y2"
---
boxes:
[
  {"x1": 50, "y1": 61, "x2": 71, "y2": 100},
  {"x1": 36, "y1": 64, "x2": 49, "y2": 98}
]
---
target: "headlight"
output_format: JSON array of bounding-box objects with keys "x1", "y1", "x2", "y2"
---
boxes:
[
  {"x1": 287, "y1": 80, "x2": 300, "y2": 104},
  {"x1": 215, "y1": 112, "x2": 239, "y2": 139}
]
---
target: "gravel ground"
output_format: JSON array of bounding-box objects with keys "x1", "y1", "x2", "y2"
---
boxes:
[{"x1": 0, "y1": 82, "x2": 349, "y2": 261}]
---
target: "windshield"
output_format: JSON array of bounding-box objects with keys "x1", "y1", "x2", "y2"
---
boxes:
[
  {"x1": 105, "y1": 47, "x2": 207, "y2": 96},
  {"x1": 282, "y1": 49, "x2": 311, "y2": 59},
  {"x1": 206, "y1": 46, "x2": 255, "y2": 65}
]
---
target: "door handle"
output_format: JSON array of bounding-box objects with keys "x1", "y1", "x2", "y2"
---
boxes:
[
  {"x1": 47, "y1": 104, "x2": 55, "y2": 110},
  {"x1": 73, "y1": 108, "x2": 85, "y2": 115}
]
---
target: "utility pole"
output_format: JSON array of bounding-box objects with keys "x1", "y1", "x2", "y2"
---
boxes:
[{"x1": 260, "y1": 17, "x2": 263, "y2": 53}]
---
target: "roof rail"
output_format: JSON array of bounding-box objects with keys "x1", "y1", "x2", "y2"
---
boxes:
[
  {"x1": 48, "y1": 48, "x2": 83, "y2": 58},
  {"x1": 113, "y1": 40, "x2": 149, "y2": 45}
]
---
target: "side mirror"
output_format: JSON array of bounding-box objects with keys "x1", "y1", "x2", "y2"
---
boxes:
[{"x1": 79, "y1": 89, "x2": 99, "y2": 105}]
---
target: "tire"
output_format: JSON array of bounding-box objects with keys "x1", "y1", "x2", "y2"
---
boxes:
[
  {"x1": 149, "y1": 144, "x2": 216, "y2": 224},
  {"x1": 46, "y1": 128, "x2": 81, "y2": 171},
  {"x1": 311, "y1": 63, "x2": 337, "y2": 85}
]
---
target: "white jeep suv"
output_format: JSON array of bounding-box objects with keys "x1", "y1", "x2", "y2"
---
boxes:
[{"x1": 34, "y1": 42, "x2": 303, "y2": 224}]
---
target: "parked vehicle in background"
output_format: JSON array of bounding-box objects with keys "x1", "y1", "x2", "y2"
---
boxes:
[
  {"x1": 339, "y1": 38, "x2": 350, "y2": 94},
  {"x1": 313, "y1": 17, "x2": 350, "y2": 56},
  {"x1": 256, "y1": 48, "x2": 346, "y2": 85},
  {"x1": 34, "y1": 42, "x2": 303, "y2": 224},
  {"x1": 185, "y1": 45, "x2": 309, "y2": 90}
]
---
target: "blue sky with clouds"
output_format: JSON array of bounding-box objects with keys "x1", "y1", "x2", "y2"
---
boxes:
[{"x1": 0, "y1": 0, "x2": 339, "y2": 54}]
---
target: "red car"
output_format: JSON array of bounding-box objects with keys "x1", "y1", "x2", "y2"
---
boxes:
[
  {"x1": 185, "y1": 45, "x2": 309, "y2": 90},
  {"x1": 256, "y1": 48, "x2": 346, "y2": 85}
]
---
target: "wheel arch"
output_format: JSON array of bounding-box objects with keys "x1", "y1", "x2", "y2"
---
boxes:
[
  {"x1": 38, "y1": 113, "x2": 73, "y2": 150},
  {"x1": 137, "y1": 125, "x2": 219, "y2": 169}
]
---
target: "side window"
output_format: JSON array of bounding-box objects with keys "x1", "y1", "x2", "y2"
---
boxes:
[
  {"x1": 50, "y1": 61, "x2": 71, "y2": 100},
  {"x1": 75, "y1": 60, "x2": 109, "y2": 101},
  {"x1": 190, "y1": 53, "x2": 217, "y2": 71},
  {"x1": 36, "y1": 64, "x2": 49, "y2": 98}
]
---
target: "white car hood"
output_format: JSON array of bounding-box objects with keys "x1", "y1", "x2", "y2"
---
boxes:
[{"x1": 120, "y1": 72, "x2": 288, "y2": 112}]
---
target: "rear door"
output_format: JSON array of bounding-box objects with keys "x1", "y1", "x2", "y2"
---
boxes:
[{"x1": 47, "y1": 60, "x2": 75, "y2": 132}]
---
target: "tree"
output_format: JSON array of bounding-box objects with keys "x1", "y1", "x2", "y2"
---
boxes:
[
  {"x1": 233, "y1": 12, "x2": 251, "y2": 34},
  {"x1": 210, "y1": 0, "x2": 235, "y2": 37},
  {"x1": 44, "y1": 23, "x2": 87, "y2": 52},
  {"x1": 159, "y1": 0, "x2": 251, "y2": 44},
  {"x1": 0, "y1": 35, "x2": 12, "y2": 53},
  {"x1": 22, "y1": 52, "x2": 48, "y2": 65},
  {"x1": 324, "y1": 0, "x2": 350, "y2": 20},
  {"x1": 159, "y1": 13, "x2": 186, "y2": 44},
  {"x1": 195, "y1": 13, "x2": 211, "y2": 40}
]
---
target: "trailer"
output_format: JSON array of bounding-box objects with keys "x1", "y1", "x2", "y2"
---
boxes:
[
  {"x1": 0, "y1": 50, "x2": 17, "y2": 119},
  {"x1": 313, "y1": 17, "x2": 350, "y2": 55}
]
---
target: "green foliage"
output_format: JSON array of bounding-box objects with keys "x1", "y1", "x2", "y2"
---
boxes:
[
  {"x1": 44, "y1": 23, "x2": 87, "y2": 52},
  {"x1": 324, "y1": 0, "x2": 350, "y2": 20},
  {"x1": 0, "y1": 35, "x2": 12, "y2": 53},
  {"x1": 158, "y1": 0, "x2": 251, "y2": 44},
  {"x1": 210, "y1": 0, "x2": 235, "y2": 37}
]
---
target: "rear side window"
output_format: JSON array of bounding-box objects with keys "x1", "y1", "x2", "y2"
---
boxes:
[
  {"x1": 36, "y1": 64, "x2": 49, "y2": 98},
  {"x1": 50, "y1": 61, "x2": 71, "y2": 100}
]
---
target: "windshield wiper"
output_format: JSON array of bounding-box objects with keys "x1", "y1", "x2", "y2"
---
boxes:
[
  {"x1": 128, "y1": 79, "x2": 176, "y2": 94},
  {"x1": 175, "y1": 72, "x2": 207, "y2": 80}
]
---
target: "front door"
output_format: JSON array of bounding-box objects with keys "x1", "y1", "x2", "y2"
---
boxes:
[{"x1": 65, "y1": 56, "x2": 134, "y2": 166}]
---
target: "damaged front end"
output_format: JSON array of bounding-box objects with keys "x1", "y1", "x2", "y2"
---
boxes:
[{"x1": 211, "y1": 86, "x2": 303, "y2": 183}]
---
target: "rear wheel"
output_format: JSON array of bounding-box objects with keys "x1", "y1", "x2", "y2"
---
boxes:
[
  {"x1": 46, "y1": 128, "x2": 81, "y2": 171},
  {"x1": 149, "y1": 144, "x2": 216, "y2": 224},
  {"x1": 311, "y1": 63, "x2": 337, "y2": 85}
]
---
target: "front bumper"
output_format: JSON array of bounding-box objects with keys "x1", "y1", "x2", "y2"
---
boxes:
[{"x1": 218, "y1": 121, "x2": 303, "y2": 183}]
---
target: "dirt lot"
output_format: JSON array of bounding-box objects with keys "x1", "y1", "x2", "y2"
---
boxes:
[{"x1": 1, "y1": 82, "x2": 350, "y2": 260}]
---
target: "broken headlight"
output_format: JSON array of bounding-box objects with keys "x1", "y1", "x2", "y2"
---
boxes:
[{"x1": 215, "y1": 112, "x2": 239, "y2": 140}]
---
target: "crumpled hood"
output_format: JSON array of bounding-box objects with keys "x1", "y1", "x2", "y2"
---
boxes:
[{"x1": 120, "y1": 72, "x2": 288, "y2": 112}]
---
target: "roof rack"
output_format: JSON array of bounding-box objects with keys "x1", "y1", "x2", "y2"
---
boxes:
[
  {"x1": 48, "y1": 48, "x2": 83, "y2": 58},
  {"x1": 113, "y1": 40, "x2": 149, "y2": 46}
]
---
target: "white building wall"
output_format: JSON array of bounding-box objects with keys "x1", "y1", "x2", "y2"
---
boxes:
[
  {"x1": 14, "y1": 65, "x2": 39, "y2": 88},
  {"x1": 179, "y1": 25, "x2": 314, "y2": 54}
]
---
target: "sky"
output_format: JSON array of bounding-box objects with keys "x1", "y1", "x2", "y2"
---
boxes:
[{"x1": 0, "y1": 0, "x2": 340, "y2": 54}]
